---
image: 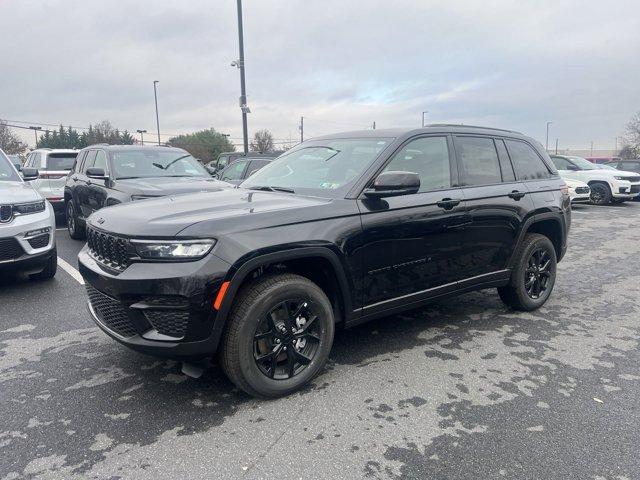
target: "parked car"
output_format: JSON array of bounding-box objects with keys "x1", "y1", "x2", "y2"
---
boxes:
[
  {"x1": 585, "y1": 156, "x2": 620, "y2": 164},
  {"x1": 218, "y1": 156, "x2": 274, "y2": 185},
  {"x1": 64, "y1": 145, "x2": 232, "y2": 239},
  {"x1": 563, "y1": 178, "x2": 590, "y2": 203},
  {"x1": 23, "y1": 149, "x2": 78, "y2": 216},
  {"x1": 0, "y1": 149, "x2": 57, "y2": 280},
  {"x1": 549, "y1": 155, "x2": 640, "y2": 204},
  {"x1": 205, "y1": 151, "x2": 281, "y2": 176},
  {"x1": 79, "y1": 125, "x2": 570, "y2": 398},
  {"x1": 605, "y1": 159, "x2": 640, "y2": 174}
]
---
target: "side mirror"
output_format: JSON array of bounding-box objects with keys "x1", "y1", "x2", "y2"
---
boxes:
[
  {"x1": 13, "y1": 163, "x2": 22, "y2": 172},
  {"x1": 364, "y1": 171, "x2": 420, "y2": 199},
  {"x1": 22, "y1": 168, "x2": 39, "y2": 181},
  {"x1": 86, "y1": 167, "x2": 108, "y2": 179},
  {"x1": 566, "y1": 164, "x2": 579, "y2": 171}
]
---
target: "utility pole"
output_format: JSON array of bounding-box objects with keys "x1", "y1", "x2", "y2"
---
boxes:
[
  {"x1": 28, "y1": 126, "x2": 42, "y2": 147},
  {"x1": 299, "y1": 116, "x2": 304, "y2": 143},
  {"x1": 153, "y1": 81, "x2": 161, "y2": 145},
  {"x1": 555, "y1": 138, "x2": 558, "y2": 154},
  {"x1": 372, "y1": 121, "x2": 376, "y2": 130},
  {"x1": 590, "y1": 141, "x2": 594, "y2": 156},
  {"x1": 422, "y1": 111, "x2": 429, "y2": 127},
  {"x1": 235, "y1": 0, "x2": 249, "y2": 154},
  {"x1": 136, "y1": 129, "x2": 147, "y2": 146},
  {"x1": 545, "y1": 121, "x2": 552, "y2": 151}
]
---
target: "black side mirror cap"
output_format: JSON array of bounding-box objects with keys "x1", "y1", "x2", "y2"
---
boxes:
[
  {"x1": 22, "y1": 167, "x2": 39, "y2": 180},
  {"x1": 86, "y1": 167, "x2": 108, "y2": 179},
  {"x1": 363, "y1": 171, "x2": 420, "y2": 199}
]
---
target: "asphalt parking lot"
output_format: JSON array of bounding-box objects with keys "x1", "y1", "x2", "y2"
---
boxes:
[{"x1": 2, "y1": 203, "x2": 640, "y2": 479}]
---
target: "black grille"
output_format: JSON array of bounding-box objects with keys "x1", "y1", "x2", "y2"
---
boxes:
[
  {"x1": 631, "y1": 185, "x2": 640, "y2": 194},
  {"x1": 0, "y1": 205, "x2": 12, "y2": 223},
  {"x1": 0, "y1": 238, "x2": 24, "y2": 261},
  {"x1": 85, "y1": 284, "x2": 137, "y2": 338},
  {"x1": 620, "y1": 176, "x2": 640, "y2": 183},
  {"x1": 27, "y1": 234, "x2": 50, "y2": 249},
  {"x1": 86, "y1": 227, "x2": 130, "y2": 271},
  {"x1": 144, "y1": 310, "x2": 189, "y2": 338},
  {"x1": 575, "y1": 186, "x2": 590, "y2": 194}
]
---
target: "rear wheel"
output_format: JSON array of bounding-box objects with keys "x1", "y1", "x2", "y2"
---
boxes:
[
  {"x1": 220, "y1": 273, "x2": 335, "y2": 398},
  {"x1": 66, "y1": 200, "x2": 85, "y2": 240},
  {"x1": 589, "y1": 182, "x2": 612, "y2": 205},
  {"x1": 498, "y1": 234, "x2": 557, "y2": 311},
  {"x1": 29, "y1": 249, "x2": 57, "y2": 281}
]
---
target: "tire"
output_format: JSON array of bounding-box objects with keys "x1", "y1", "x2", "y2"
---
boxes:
[
  {"x1": 498, "y1": 233, "x2": 557, "y2": 311},
  {"x1": 589, "y1": 182, "x2": 612, "y2": 205},
  {"x1": 66, "y1": 200, "x2": 85, "y2": 240},
  {"x1": 29, "y1": 249, "x2": 57, "y2": 281},
  {"x1": 220, "y1": 273, "x2": 335, "y2": 398}
]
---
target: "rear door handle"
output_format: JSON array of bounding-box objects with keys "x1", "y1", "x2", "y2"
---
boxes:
[
  {"x1": 436, "y1": 198, "x2": 462, "y2": 210},
  {"x1": 508, "y1": 190, "x2": 526, "y2": 200}
]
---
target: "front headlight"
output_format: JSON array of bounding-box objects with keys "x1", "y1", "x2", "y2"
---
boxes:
[
  {"x1": 14, "y1": 201, "x2": 45, "y2": 215},
  {"x1": 614, "y1": 176, "x2": 625, "y2": 180},
  {"x1": 131, "y1": 239, "x2": 216, "y2": 260}
]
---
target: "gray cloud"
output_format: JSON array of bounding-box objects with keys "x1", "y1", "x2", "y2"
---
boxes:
[{"x1": 1, "y1": 0, "x2": 639, "y2": 149}]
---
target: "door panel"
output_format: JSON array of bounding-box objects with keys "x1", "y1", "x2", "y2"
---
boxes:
[
  {"x1": 77, "y1": 150, "x2": 96, "y2": 218},
  {"x1": 87, "y1": 150, "x2": 110, "y2": 213}
]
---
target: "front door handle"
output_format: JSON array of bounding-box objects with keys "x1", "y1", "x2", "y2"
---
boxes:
[
  {"x1": 508, "y1": 190, "x2": 526, "y2": 200},
  {"x1": 436, "y1": 198, "x2": 462, "y2": 210}
]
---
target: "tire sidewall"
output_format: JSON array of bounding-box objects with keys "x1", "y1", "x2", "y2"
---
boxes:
[
  {"x1": 590, "y1": 183, "x2": 611, "y2": 205},
  {"x1": 235, "y1": 281, "x2": 335, "y2": 397},
  {"x1": 514, "y1": 236, "x2": 557, "y2": 310},
  {"x1": 66, "y1": 202, "x2": 76, "y2": 236}
]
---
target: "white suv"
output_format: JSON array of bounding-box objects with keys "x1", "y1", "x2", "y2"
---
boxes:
[
  {"x1": 23, "y1": 149, "x2": 78, "y2": 216},
  {"x1": 0, "y1": 149, "x2": 57, "y2": 280},
  {"x1": 550, "y1": 155, "x2": 640, "y2": 204}
]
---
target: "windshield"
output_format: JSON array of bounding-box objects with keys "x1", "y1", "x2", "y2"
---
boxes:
[
  {"x1": 241, "y1": 138, "x2": 391, "y2": 196},
  {"x1": 568, "y1": 156, "x2": 598, "y2": 170},
  {"x1": 110, "y1": 150, "x2": 210, "y2": 179},
  {"x1": 0, "y1": 152, "x2": 21, "y2": 182},
  {"x1": 47, "y1": 153, "x2": 77, "y2": 171}
]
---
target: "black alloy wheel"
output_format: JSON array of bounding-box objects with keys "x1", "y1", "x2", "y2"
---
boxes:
[
  {"x1": 589, "y1": 183, "x2": 611, "y2": 205},
  {"x1": 524, "y1": 248, "x2": 553, "y2": 299},
  {"x1": 253, "y1": 299, "x2": 322, "y2": 380}
]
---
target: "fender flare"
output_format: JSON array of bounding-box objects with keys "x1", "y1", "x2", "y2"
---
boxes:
[{"x1": 508, "y1": 213, "x2": 566, "y2": 268}]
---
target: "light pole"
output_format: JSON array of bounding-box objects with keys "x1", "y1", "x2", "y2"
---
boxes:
[
  {"x1": 234, "y1": 0, "x2": 250, "y2": 154},
  {"x1": 153, "y1": 81, "x2": 161, "y2": 145},
  {"x1": 545, "y1": 121, "x2": 552, "y2": 151},
  {"x1": 422, "y1": 111, "x2": 429, "y2": 127},
  {"x1": 28, "y1": 126, "x2": 42, "y2": 147},
  {"x1": 136, "y1": 129, "x2": 147, "y2": 146}
]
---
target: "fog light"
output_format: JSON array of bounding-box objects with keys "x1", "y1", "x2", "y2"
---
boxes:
[{"x1": 24, "y1": 227, "x2": 51, "y2": 238}]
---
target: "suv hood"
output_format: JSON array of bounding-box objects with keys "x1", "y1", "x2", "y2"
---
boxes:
[
  {"x1": 87, "y1": 188, "x2": 332, "y2": 237},
  {"x1": 117, "y1": 176, "x2": 232, "y2": 196},
  {"x1": 0, "y1": 181, "x2": 42, "y2": 203}
]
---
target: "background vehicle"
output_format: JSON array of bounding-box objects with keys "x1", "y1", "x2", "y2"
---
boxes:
[
  {"x1": 64, "y1": 145, "x2": 231, "y2": 239},
  {"x1": 549, "y1": 154, "x2": 640, "y2": 204},
  {"x1": 585, "y1": 156, "x2": 620, "y2": 164},
  {"x1": 24, "y1": 149, "x2": 78, "y2": 216},
  {"x1": 564, "y1": 178, "x2": 590, "y2": 203},
  {"x1": 218, "y1": 156, "x2": 273, "y2": 185},
  {"x1": 205, "y1": 151, "x2": 281, "y2": 176},
  {"x1": 7, "y1": 154, "x2": 23, "y2": 171},
  {"x1": 79, "y1": 125, "x2": 569, "y2": 398},
  {"x1": 605, "y1": 159, "x2": 640, "y2": 173},
  {"x1": 0, "y1": 149, "x2": 57, "y2": 280}
]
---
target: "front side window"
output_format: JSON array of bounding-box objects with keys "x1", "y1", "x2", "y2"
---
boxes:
[
  {"x1": 221, "y1": 160, "x2": 248, "y2": 181},
  {"x1": 382, "y1": 136, "x2": 451, "y2": 192},
  {"x1": 246, "y1": 160, "x2": 270, "y2": 177},
  {"x1": 32, "y1": 153, "x2": 42, "y2": 169},
  {"x1": 110, "y1": 150, "x2": 209, "y2": 179},
  {"x1": 242, "y1": 138, "x2": 391, "y2": 197},
  {"x1": 506, "y1": 140, "x2": 552, "y2": 180},
  {"x1": 455, "y1": 136, "x2": 502, "y2": 186},
  {"x1": 0, "y1": 152, "x2": 21, "y2": 181},
  {"x1": 93, "y1": 151, "x2": 108, "y2": 172},
  {"x1": 550, "y1": 156, "x2": 573, "y2": 170},
  {"x1": 47, "y1": 153, "x2": 77, "y2": 171},
  {"x1": 82, "y1": 150, "x2": 97, "y2": 173}
]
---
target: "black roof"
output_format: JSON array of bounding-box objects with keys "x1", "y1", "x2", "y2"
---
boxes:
[{"x1": 314, "y1": 124, "x2": 527, "y2": 141}]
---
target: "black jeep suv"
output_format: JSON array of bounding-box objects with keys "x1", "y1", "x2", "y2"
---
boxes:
[
  {"x1": 64, "y1": 145, "x2": 230, "y2": 239},
  {"x1": 78, "y1": 125, "x2": 570, "y2": 398}
]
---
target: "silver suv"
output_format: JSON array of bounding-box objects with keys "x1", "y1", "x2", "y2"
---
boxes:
[
  {"x1": 0, "y1": 149, "x2": 57, "y2": 280},
  {"x1": 23, "y1": 149, "x2": 78, "y2": 216}
]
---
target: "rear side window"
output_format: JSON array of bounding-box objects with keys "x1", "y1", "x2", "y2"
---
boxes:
[
  {"x1": 454, "y1": 136, "x2": 502, "y2": 186},
  {"x1": 46, "y1": 153, "x2": 77, "y2": 171},
  {"x1": 506, "y1": 140, "x2": 552, "y2": 180}
]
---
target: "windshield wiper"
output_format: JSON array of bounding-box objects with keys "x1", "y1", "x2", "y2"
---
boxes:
[
  {"x1": 247, "y1": 185, "x2": 295, "y2": 193},
  {"x1": 152, "y1": 155, "x2": 191, "y2": 170}
]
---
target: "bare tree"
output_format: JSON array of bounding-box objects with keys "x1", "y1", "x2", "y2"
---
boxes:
[
  {"x1": 623, "y1": 112, "x2": 640, "y2": 158},
  {"x1": 0, "y1": 121, "x2": 28, "y2": 154},
  {"x1": 250, "y1": 129, "x2": 275, "y2": 153}
]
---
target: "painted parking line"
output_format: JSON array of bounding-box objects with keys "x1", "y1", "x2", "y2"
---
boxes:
[{"x1": 57, "y1": 256, "x2": 84, "y2": 285}]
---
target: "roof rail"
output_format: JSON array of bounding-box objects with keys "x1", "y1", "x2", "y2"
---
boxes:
[{"x1": 426, "y1": 123, "x2": 523, "y2": 134}]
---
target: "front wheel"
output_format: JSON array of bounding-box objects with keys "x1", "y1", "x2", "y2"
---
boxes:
[
  {"x1": 220, "y1": 273, "x2": 335, "y2": 398},
  {"x1": 498, "y1": 233, "x2": 557, "y2": 311},
  {"x1": 589, "y1": 182, "x2": 612, "y2": 205}
]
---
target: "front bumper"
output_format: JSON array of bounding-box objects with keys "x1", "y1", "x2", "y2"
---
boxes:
[
  {"x1": 0, "y1": 203, "x2": 56, "y2": 271},
  {"x1": 79, "y1": 247, "x2": 231, "y2": 359},
  {"x1": 610, "y1": 179, "x2": 640, "y2": 199}
]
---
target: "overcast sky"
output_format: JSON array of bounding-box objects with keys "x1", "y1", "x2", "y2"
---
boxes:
[{"x1": 1, "y1": 0, "x2": 639, "y2": 150}]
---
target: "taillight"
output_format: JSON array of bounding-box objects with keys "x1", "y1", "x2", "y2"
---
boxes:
[{"x1": 560, "y1": 182, "x2": 569, "y2": 196}]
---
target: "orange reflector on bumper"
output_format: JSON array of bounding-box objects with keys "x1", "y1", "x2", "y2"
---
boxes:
[{"x1": 213, "y1": 281, "x2": 231, "y2": 310}]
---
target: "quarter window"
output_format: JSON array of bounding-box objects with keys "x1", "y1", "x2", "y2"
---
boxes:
[
  {"x1": 455, "y1": 136, "x2": 502, "y2": 186},
  {"x1": 382, "y1": 136, "x2": 451, "y2": 192},
  {"x1": 495, "y1": 139, "x2": 515, "y2": 182},
  {"x1": 507, "y1": 140, "x2": 552, "y2": 180}
]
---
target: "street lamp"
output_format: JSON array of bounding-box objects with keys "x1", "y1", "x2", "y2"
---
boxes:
[
  {"x1": 28, "y1": 126, "x2": 42, "y2": 147},
  {"x1": 153, "y1": 81, "x2": 161, "y2": 145},
  {"x1": 233, "y1": 0, "x2": 250, "y2": 154},
  {"x1": 545, "y1": 121, "x2": 553, "y2": 151},
  {"x1": 422, "y1": 111, "x2": 429, "y2": 127},
  {"x1": 136, "y1": 129, "x2": 147, "y2": 146}
]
